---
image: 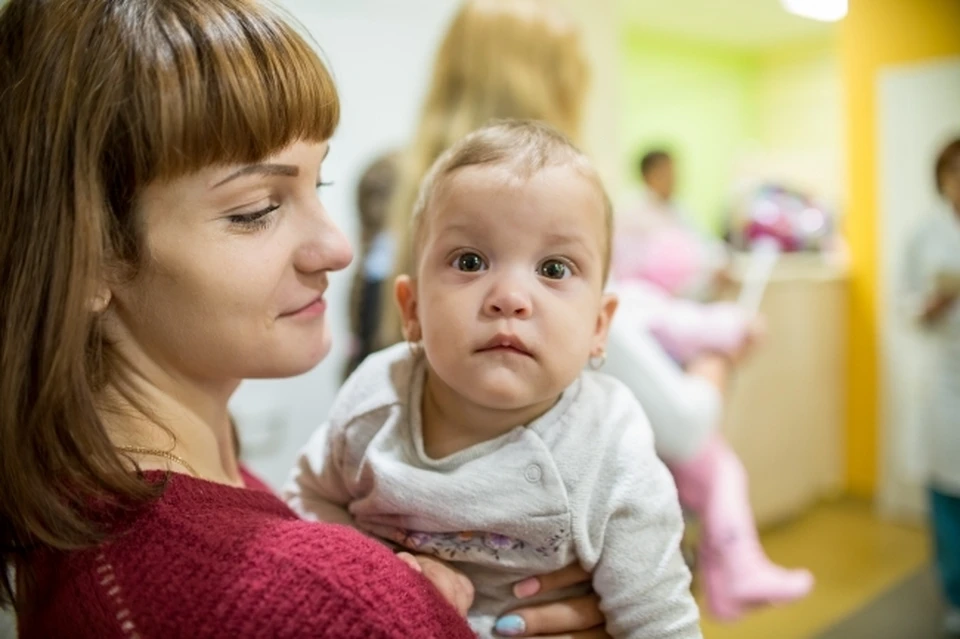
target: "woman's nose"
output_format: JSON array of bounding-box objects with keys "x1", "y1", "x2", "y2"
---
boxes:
[{"x1": 295, "y1": 203, "x2": 353, "y2": 274}]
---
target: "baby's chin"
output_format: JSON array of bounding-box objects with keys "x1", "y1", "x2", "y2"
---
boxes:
[{"x1": 458, "y1": 377, "x2": 564, "y2": 414}]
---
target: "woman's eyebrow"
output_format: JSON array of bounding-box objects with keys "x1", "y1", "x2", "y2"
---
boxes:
[{"x1": 213, "y1": 163, "x2": 299, "y2": 188}]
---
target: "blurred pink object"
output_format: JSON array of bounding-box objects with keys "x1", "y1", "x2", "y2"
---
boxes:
[
  {"x1": 728, "y1": 184, "x2": 833, "y2": 253},
  {"x1": 613, "y1": 225, "x2": 708, "y2": 297},
  {"x1": 648, "y1": 300, "x2": 751, "y2": 365},
  {"x1": 670, "y1": 434, "x2": 815, "y2": 620},
  {"x1": 611, "y1": 282, "x2": 752, "y2": 366}
]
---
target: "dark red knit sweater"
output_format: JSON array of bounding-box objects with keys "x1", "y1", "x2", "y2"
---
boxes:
[{"x1": 19, "y1": 469, "x2": 475, "y2": 638}]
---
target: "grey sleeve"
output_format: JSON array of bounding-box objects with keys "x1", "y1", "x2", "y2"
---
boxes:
[
  {"x1": 582, "y1": 408, "x2": 702, "y2": 639},
  {"x1": 282, "y1": 420, "x2": 355, "y2": 526},
  {"x1": 605, "y1": 314, "x2": 721, "y2": 463}
]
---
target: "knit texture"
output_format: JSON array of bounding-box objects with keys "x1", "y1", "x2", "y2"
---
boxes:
[{"x1": 19, "y1": 469, "x2": 474, "y2": 638}]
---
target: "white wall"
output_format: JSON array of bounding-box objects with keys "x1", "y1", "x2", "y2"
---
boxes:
[
  {"x1": 877, "y1": 56, "x2": 960, "y2": 519},
  {"x1": 230, "y1": 1, "x2": 460, "y2": 487}
]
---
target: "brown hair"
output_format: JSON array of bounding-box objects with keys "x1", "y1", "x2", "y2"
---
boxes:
[
  {"x1": 378, "y1": 0, "x2": 589, "y2": 347},
  {"x1": 0, "y1": 0, "x2": 338, "y2": 611},
  {"x1": 408, "y1": 120, "x2": 613, "y2": 281},
  {"x1": 935, "y1": 137, "x2": 960, "y2": 194},
  {"x1": 638, "y1": 149, "x2": 672, "y2": 179}
]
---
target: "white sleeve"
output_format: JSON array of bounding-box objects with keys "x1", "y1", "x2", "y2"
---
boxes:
[
  {"x1": 900, "y1": 223, "x2": 933, "y2": 324},
  {"x1": 584, "y1": 407, "x2": 702, "y2": 639},
  {"x1": 604, "y1": 313, "x2": 721, "y2": 463},
  {"x1": 282, "y1": 421, "x2": 355, "y2": 526}
]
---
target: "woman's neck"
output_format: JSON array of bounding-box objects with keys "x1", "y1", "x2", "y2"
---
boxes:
[
  {"x1": 99, "y1": 370, "x2": 243, "y2": 486},
  {"x1": 420, "y1": 368, "x2": 558, "y2": 459}
]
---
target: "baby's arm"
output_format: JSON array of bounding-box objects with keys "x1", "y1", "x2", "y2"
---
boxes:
[
  {"x1": 581, "y1": 401, "x2": 702, "y2": 638},
  {"x1": 282, "y1": 420, "x2": 354, "y2": 526}
]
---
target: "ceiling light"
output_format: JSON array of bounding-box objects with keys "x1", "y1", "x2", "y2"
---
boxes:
[{"x1": 781, "y1": 0, "x2": 848, "y2": 22}]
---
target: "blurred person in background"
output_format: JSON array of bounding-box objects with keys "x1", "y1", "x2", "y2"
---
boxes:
[
  {"x1": 901, "y1": 136, "x2": 960, "y2": 636},
  {"x1": 344, "y1": 152, "x2": 400, "y2": 379},
  {"x1": 613, "y1": 149, "x2": 730, "y2": 302}
]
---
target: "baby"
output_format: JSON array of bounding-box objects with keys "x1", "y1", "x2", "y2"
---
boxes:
[{"x1": 285, "y1": 121, "x2": 702, "y2": 639}]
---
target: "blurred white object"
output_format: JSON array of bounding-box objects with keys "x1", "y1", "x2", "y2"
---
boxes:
[
  {"x1": 737, "y1": 239, "x2": 780, "y2": 318},
  {"x1": 781, "y1": 0, "x2": 847, "y2": 22}
]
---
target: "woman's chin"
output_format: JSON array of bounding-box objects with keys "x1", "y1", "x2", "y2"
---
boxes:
[{"x1": 247, "y1": 335, "x2": 333, "y2": 379}]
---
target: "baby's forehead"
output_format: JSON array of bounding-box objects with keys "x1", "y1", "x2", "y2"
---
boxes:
[
  {"x1": 433, "y1": 161, "x2": 604, "y2": 213},
  {"x1": 424, "y1": 162, "x2": 608, "y2": 257},
  {"x1": 435, "y1": 164, "x2": 598, "y2": 219}
]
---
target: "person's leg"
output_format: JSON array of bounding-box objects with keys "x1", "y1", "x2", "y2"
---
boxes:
[
  {"x1": 930, "y1": 486, "x2": 960, "y2": 634},
  {"x1": 669, "y1": 433, "x2": 814, "y2": 621}
]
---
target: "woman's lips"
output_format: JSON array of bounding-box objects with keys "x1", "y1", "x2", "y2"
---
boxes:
[{"x1": 281, "y1": 296, "x2": 326, "y2": 319}]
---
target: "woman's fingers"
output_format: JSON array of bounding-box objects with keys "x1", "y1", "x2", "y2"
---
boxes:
[
  {"x1": 495, "y1": 593, "x2": 605, "y2": 637},
  {"x1": 512, "y1": 563, "x2": 592, "y2": 599},
  {"x1": 395, "y1": 552, "x2": 423, "y2": 573},
  {"x1": 536, "y1": 630, "x2": 611, "y2": 639},
  {"x1": 414, "y1": 555, "x2": 475, "y2": 617}
]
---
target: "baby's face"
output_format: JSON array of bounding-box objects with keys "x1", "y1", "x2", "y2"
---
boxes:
[{"x1": 407, "y1": 163, "x2": 615, "y2": 413}]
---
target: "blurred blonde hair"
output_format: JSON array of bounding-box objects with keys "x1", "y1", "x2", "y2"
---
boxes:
[{"x1": 378, "y1": 0, "x2": 589, "y2": 346}]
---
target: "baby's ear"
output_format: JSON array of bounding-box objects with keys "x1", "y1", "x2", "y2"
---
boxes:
[
  {"x1": 394, "y1": 275, "x2": 422, "y2": 342},
  {"x1": 592, "y1": 292, "x2": 619, "y2": 354}
]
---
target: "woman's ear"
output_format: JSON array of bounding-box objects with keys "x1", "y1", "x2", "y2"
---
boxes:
[
  {"x1": 394, "y1": 275, "x2": 422, "y2": 342},
  {"x1": 591, "y1": 292, "x2": 619, "y2": 356}
]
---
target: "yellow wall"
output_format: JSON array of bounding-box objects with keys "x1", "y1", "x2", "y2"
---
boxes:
[{"x1": 840, "y1": 0, "x2": 960, "y2": 496}]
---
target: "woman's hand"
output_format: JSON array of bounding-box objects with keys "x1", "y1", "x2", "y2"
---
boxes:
[
  {"x1": 493, "y1": 564, "x2": 610, "y2": 638},
  {"x1": 737, "y1": 314, "x2": 767, "y2": 363},
  {"x1": 397, "y1": 552, "x2": 475, "y2": 617}
]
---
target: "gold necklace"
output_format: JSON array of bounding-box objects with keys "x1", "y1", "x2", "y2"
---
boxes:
[{"x1": 115, "y1": 446, "x2": 200, "y2": 478}]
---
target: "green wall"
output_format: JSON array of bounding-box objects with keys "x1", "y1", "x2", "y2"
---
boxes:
[{"x1": 620, "y1": 31, "x2": 839, "y2": 235}]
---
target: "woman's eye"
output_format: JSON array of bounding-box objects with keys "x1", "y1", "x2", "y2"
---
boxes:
[
  {"x1": 227, "y1": 204, "x2": 279, "y2": 230},
  {"x1": 538, "y1": 259, "x2": 570, "y2": 280},
  {"x1": 453, "y1": 252, "x2": 486, "y2": 272}
]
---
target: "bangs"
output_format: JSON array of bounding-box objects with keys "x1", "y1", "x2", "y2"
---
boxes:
[{"x1": 128, "y1": 1, "x2": 339, "y2": 181}]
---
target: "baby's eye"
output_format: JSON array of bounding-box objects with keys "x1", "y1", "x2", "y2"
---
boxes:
[
  {"x1": 453, "y1": 252, "x2": 487, "y2": 272},
  {"x1": 538, "y1": 259, "x2": 570, "y2": 280}
]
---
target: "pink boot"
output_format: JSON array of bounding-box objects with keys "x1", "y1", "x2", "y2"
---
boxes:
[{"x1": 669, "y1": 434, "x2": 814, "y2": 621}]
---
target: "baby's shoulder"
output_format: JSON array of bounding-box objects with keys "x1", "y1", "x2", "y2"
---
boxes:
[
  {"x1": 545, "y1": 371, "x2": 655, "y2": 459},
  {"x1": 577, "y1": 370, "x2": 651, "y2": 426},
  {"x1": 328, "y1": 344, "x2": 418, "y2": 427}
]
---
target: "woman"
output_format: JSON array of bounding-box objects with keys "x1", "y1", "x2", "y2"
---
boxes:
[
  {"x1": 901, "y1": 137, "x2": 960, "y2": 636},
  {"x1": 0, "y1": 1, "x2": 603, "y2": 636},
  {"x1": 372, "y1": 0, "x2": 811, "y2": 622}
]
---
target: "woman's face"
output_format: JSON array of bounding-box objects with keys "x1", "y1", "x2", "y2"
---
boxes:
[{"x1": 105, "y1": 140, "x2": 352, "y2": 386}]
